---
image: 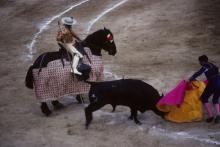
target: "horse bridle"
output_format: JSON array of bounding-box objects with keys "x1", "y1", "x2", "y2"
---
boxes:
[{"x1": 82, "y1": 37, "x2": 113, "y2": 54}]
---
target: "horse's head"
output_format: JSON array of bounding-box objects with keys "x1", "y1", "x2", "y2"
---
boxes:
[
  {"x1": 101, "y1": 28, "x2": 116, "y2": 56},
  {"x1": 83, "y1": 28, "x2": 117, "y2": 56}
]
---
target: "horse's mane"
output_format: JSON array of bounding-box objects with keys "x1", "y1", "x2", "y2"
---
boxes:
[
  {"x1": 84, "y1": 28, "x2": 113, "y2": 44},
  {"x1": 84, "y1": 29, "x2": 105, "y2": 45}
]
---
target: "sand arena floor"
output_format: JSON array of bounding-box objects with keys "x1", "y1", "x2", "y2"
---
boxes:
[{"x1": 0, "y1": 0, "x2": 220, "y2": 146}]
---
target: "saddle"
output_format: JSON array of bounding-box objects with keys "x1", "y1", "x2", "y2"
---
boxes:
[{"x1": 38, "y1": 41, "x2": 92, "y2": 81}]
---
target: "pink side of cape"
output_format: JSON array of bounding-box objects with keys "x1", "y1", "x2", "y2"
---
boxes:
[
  {"x1": 158, "y1": 80, "x2": 187, "y2": 106},
  {"x1": 203, "y1": 80, "x2": 208, "y2": 85}
]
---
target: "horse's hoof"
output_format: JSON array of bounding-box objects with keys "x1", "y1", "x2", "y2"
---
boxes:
[
  {"x1": 54, "y1": 103, "x2": 64, "y2": 110},
  {"x1": 45, "y1": 110, "x2": 52, "y2": 116},
  {"x1": 41, "y1": 103, "x2": 52, "y2": 116},
  {"x1": 76, "y1": 95, "x2": 84, "y2": 104},
  {"x1": 41, "y1": 108, "x2": 52, "y2": 116},
  {"x1": 52, "y1": 101, "x2": 64, "y2": 110}
]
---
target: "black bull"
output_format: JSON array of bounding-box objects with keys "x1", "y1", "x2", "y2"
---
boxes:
[{"x1": 85, "y1": 79, "x2": 166, "y2": 128}]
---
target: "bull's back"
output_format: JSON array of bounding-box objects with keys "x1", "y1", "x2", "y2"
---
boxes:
[
  {"x1": 123, "y1": 79, "x2": 160, "y2": 103},
  {"x1": 122, "y1": 79, "x2": 160, "y2": 96},
  {"x1": 92, "y1": 79, "x2": 160, "y2": 106}
]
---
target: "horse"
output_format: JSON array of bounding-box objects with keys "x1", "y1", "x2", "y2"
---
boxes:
[{"x1": 25, "y1": 28, "x2": 117, "y2": 116}]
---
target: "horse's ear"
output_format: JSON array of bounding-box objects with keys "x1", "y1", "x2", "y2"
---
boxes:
[{"x1": 104, "y1": 27, "x2": 107, "y2": 30}]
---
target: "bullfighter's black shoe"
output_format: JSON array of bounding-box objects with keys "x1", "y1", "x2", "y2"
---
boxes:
[{"x1": 206, "y1": 117, "x2": 214, "y2": 123}]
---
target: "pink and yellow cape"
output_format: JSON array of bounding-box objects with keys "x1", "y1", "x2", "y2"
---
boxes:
[{"x1": 157, "y1": 80, "x2": 206, "y2": 123}]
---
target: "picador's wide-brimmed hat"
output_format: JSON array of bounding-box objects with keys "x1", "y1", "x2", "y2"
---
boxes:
[{"x1": 61, "y1": 17, "x2": 76, "y2": 26}]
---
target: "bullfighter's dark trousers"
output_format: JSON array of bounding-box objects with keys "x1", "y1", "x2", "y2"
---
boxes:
[{"x1": 201, "y1": 76, "x2": 220, "y2": 104}]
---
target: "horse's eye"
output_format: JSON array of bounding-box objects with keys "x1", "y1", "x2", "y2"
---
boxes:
[{"x1": 107, "y1": 34, "x2": 113, "y2": 43}]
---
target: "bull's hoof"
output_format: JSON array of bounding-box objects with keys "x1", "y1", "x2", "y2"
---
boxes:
[
  {"x1": 128, "y1": 116, "x2": 133, "y2": 120},
  {"x1": 134, "y1": 120, "x2": 142, "y2": 125},
  {"x1": 85, "y1": 122, "x2": 90, "y2": 129},
  {"x1": 84, "y1": 108, "x2": 92, "y2": 129},
  {"x1": 111, "y1": 105, "x2": 116, "y2": 112},
  {"x1": 52, "y1": 101, "x2": 64, "y2": 110}
]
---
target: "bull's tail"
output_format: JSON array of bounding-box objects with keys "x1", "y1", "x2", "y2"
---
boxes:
[{"x1": 25, "y1": 65, "x2": 34, "y2": 89}]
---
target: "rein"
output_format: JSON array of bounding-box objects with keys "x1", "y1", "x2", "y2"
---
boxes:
[
  {"x1": 82, "y1": 40, "x2": 103, "y2": 56},
  {"x1": 38, "y1": 53, "x2": 47, "y2": 75}
]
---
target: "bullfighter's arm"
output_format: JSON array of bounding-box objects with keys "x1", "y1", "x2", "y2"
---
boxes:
[{"x1": 189, "y1": 66, "x2": 207, "y2": 81}]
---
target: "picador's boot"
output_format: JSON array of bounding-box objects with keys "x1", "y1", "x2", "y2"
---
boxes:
[
  {"x1": 214, "y1": 104, "x2": 220, "y2": 123},
  {"x1": 204, "y1": 103, "x2": 214, "y2": 123},
  {"x1": 71, "y1": 55, "x2": 82, "y2": 75}
]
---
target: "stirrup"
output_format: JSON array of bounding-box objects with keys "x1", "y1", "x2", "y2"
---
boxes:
[{"x1": 71, "y1": 68, "x2": 82, "y2": 75}]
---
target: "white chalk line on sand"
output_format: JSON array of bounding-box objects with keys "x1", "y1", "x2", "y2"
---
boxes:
[
  {"x1": 26, "y1": 0, "x2": 220, "y2": 145},
  {"x1": 26, "y1": 0, "x2": 128, "y2": 60},
  {"x1": 26, "y1": 0, "x2": 125, "y2": 77},
  {"x1": 86, "y1": 0, "x2": 128, "y2": 33},
  {"x1": 149, "y1": 126, "x2": 220, "y2": 146},
  {"x1": 26, "y1": 0, "x2": 90, "y2": 60},
  {"x1": 95, "y1": 109, "x2": 220, "y2": 146},
  {"x1": 104, "y1": 70, "x2": 120, "y2": 79}
]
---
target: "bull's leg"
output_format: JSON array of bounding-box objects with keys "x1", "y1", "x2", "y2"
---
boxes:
[
  {"x1": 84, "y1": 102, "x2": 105, "y2": 129},
  {"x1": 52, "y1": 100, "x2": 64, "y2": 110},
  {"x1": 128, "y1": 109, "x2": 134, "y2": 120},
  {"x1": 130, "y1": 108, "x2": 141, "y2": 125},
  {"x1": 41, "y1": 102, "x2": 52, "y2": 116},
  {"x1": 111, "y1": 104, "x2": 116, "y2": 112},
  {"x1": 76, "y1": 94, "x2": 84, "y2": 104}
]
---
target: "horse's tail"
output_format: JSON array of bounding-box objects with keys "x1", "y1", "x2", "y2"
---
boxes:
[{"x1": 25, "y1": 65, "x2": 34, "y2": 89}]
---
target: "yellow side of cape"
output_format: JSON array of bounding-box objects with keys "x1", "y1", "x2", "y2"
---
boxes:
[{"x1": 157, "y1": 81, "x2": 205, "y2": 123}]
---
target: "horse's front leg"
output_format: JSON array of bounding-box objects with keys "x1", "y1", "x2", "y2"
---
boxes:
[
  {"x1": 52, "y1": 100, "x2": 64, "y2": 110},
  {"x1": 41, "y1": 102, "x2": 52, "y2": 116},
  {"x1": 76, "y1": 94, "x2": 84, "y2": 104}
]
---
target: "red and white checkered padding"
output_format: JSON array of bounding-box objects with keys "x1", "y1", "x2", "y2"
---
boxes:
[{"x1": 32, "y1": 48, "x2": 104, "y2": 102}]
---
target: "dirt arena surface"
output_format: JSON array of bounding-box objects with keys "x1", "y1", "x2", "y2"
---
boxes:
[{"x1": 0, "y1": 0, "x2": 220, "y2": 146}]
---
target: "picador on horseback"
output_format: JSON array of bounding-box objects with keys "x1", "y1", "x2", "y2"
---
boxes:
[
  {"x1": 25, "y1": 16, "x2": 117, "y2": 116},
  {"x1": 56, "y1": 17, "x2": 83, "y2": 75}
]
